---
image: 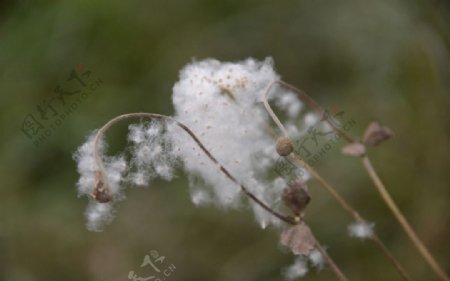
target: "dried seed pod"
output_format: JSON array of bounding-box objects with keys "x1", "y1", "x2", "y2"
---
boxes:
[
  {"x1": 282, "y1": 180, "x2": 311, "y2": 217},
  {"x1": 363, "y1": 122, "x2": 393, "y2": 146},
  {"x1": 276, "y1": 137, "x2": 294, "y2": 156},
  {"x1": 280, "y1": 223, "x2": 316, "y2": 256},
  {"x1": 92, "y1": 171, "x2": 112, "y2": 203}
]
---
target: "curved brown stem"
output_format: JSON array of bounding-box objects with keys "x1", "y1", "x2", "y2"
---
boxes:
[
  {"x1": 273, "y1": 80, "x2": 355, "y2": 143},
  {"x1": 92, "y1": 112, "x2": 296, "y2": 225},
  {"x1": 92, "y1": 112, "x2": 350, "y2": 281}
]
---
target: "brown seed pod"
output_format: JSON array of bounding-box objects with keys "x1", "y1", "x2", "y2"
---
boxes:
[
  {"x1": 363, "y1": 122, "x2": 393, "y2": 146},
  {"x1": 282, "y1": 180, "x2": 311, "y2": 217},
  {"x1": 276, "y1": 137, "x2": 294, "y2": 156},
  {"x1": 280, "y1": 222, "x2": 316, "y2": 256},
  {"x1": 92, "y1": 171, "x2": 112, "y2": 203}
]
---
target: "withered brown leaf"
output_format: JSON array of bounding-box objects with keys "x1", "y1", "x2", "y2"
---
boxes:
[
  {"x1": 363, "y1": 122, "x2": 393, "y2": 146},
  {"x1": 280, "y1": 223, "x2": 316, "y2": 256}
]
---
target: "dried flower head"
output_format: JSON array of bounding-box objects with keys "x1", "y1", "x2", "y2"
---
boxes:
[{"x1": 363, "y1": 121, "x2": 393, "y2": 146}]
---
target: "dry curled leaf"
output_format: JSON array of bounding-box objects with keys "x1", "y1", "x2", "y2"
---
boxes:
[
  {"x1": 280, "y1": 223, "x2": 316, "y2": 256},
  {"x1": 341, "y1": 142, "x2": 366, "y2": 157},
  {"x1": 363, "y1": 122, "x2": 393, "y2": 146},
  {"x1": 282, "y1": 180, "x2": 311, "y2": 217}
]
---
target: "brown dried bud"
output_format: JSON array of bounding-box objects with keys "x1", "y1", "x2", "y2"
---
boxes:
[
  {"x1": 363, "y1": 122, "x2": 393, "y2": 146},
  {"x1": 342, "y1": 142, "x2": 366, "y2": 157},
  {"x1": 282, "y1": 180, "x2": 310, "y2": 217},
  {"x1": 92, "y1": 171, "x2": 112, "y2": 203},
  {"x1": 276, "y1": 137, "x2": 294, "y2": 156},
  {"x1": 280, "y1": 223, "x2": 316, "y2": 256}
]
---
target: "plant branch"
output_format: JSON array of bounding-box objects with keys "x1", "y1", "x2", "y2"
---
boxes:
[
  {"x1": 92, "y1": 112, "x2": 296, "y2": 225},
  {"x1": 261, "y1": 84, "x2": 413, "y2": 281},
  {"x1": 314, "y1": 241, "x2": 349, "y2": 281},
  {"x1": 362, "y1": 156, "x2": 449, "y2": 281},
  {"x1": 262, "y1": 81, "x2": 289, "y2": 137},
  {"x1": 94, "y1": 112, "x2": 349, "y2": 281},
  {"x1": 276, "y1": 80, "x2": 355, "y2": 143}
]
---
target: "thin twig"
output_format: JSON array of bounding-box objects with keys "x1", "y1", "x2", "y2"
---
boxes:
[
  {"x1": 276, "y1": 80, "x2": 355, "y2": 143},
  {"x1": 290, "y1": 154, "x2": 413, "y2": 281},
  {"x1": 262, "y1": 81, "x2": 289, "y2": 137},
  {"x1": 362, "y1": 156, "x2": 449, "y2": 281},
  {"x1": 314, "y1": 241, "x2": 349, "y2": 281}
]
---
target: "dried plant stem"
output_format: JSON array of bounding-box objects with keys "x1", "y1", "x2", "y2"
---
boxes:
[
  {"x1": 273, "y1": 80, "x2": 448, "y2": 280},
  {"x1": 314, "y1": 242, "x2": 349, "y2": 281},
  {"x1": 362, "y1": 156, "x2": 449, "y2": 281},
  {"x1": 262, "y1": 85, "x2": 412, "y2": 281},
  {"x1": 263, "y1": 81, "x2": 289, "y2": 137},
  {"x1": 290, "y1": 154, "x2": 413, "y2": 281},
  {"x1": 92, "y1": 112, "x2": 296, "y2": 225},
  {"x1": 93, "y1": 112, "x2": 349, "y2": 281},
  {"x1": 269, "y1": 80, "x2": 355, "y2": 143}
]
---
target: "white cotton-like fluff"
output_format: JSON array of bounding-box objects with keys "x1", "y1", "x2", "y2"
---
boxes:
[
  {"x1": 190, "y1": 189, "x2": 211, "y2": 206},
  {"x1": 303, "y1": 113, "x2": 319, "y2": 127},
  {"x1": 127, "y1": 122, "x2": 178, "y2": 186},
  {"x1": 85, "y1": 202, "x2": 114, "y2": 232},
  {"x1": 275, "y1": 91, "x2": 303, "y2": 119},
  {"x1": 308, "y1": 249, "x2": 325, "y2": 270},
  {"x1": 74, "y1": 131, "x2": 127, "y2": 198},
  {"x1": 283, "y1": 249, "x2": 324, "y2": 280},
  {"x1": 75, "y1": 58, "x2": 309, "y2": 231},
  {"x1": 284, "y1": 257, "x2": 309, "y2": 280},
  {"x1": 74, "y1": 132, "x2": 101, "y2": 197},
  {"x1": 104, "y1": 155, "x2": 128, "y2": 195},
  {"x1": 74, "y1": 121, "x2": 181, "y2": 231},
  {"x1": 169, "y1": 58, "x2": 306, "y2": 228},
  {"x1": 348, "y1": 221, "x2": 375, "y2": 239},
  {"x1": 74, "y1": 132, "x2": 128, "y2": 231}
]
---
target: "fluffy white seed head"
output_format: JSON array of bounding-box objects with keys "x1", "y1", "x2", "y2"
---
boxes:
[
  {"x1": 169, "y1": 57, "x2": 306, "y2": 228},
  {"x1": 348, "y1": 221, "x2": 375, "y2": 239},
  {"x1": 283, "y1": 248, "x2": 325, "y2": 280},
  {"x1": 85, "y1": 202, "x2": 114, "y2": 232},
  {"x1": 74, "y1": 131, "x2": 128, "y2": 230},
  {"x1": 74, "y1": 122, "x2": 178, "y2": 231},
  {"x1": 75, "y1": 58, "x2": 308, "y2": 231},
  {"x1": 284, "y1": 257, "x2": 309, "y2": 280},
  {"x1": 127, "y1": 122, "x2": 178, "y2": 186},
  {"x1": 173, "y1": 59, "x2": 308, "y2": 227},
  {"x1": 308, "y1": 249, "x2": 325, "y2": 270}
]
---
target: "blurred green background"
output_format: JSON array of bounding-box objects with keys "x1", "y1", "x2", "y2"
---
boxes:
[{"x1": 0, "y1": 0, "x2": 449, "y2": 280}]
